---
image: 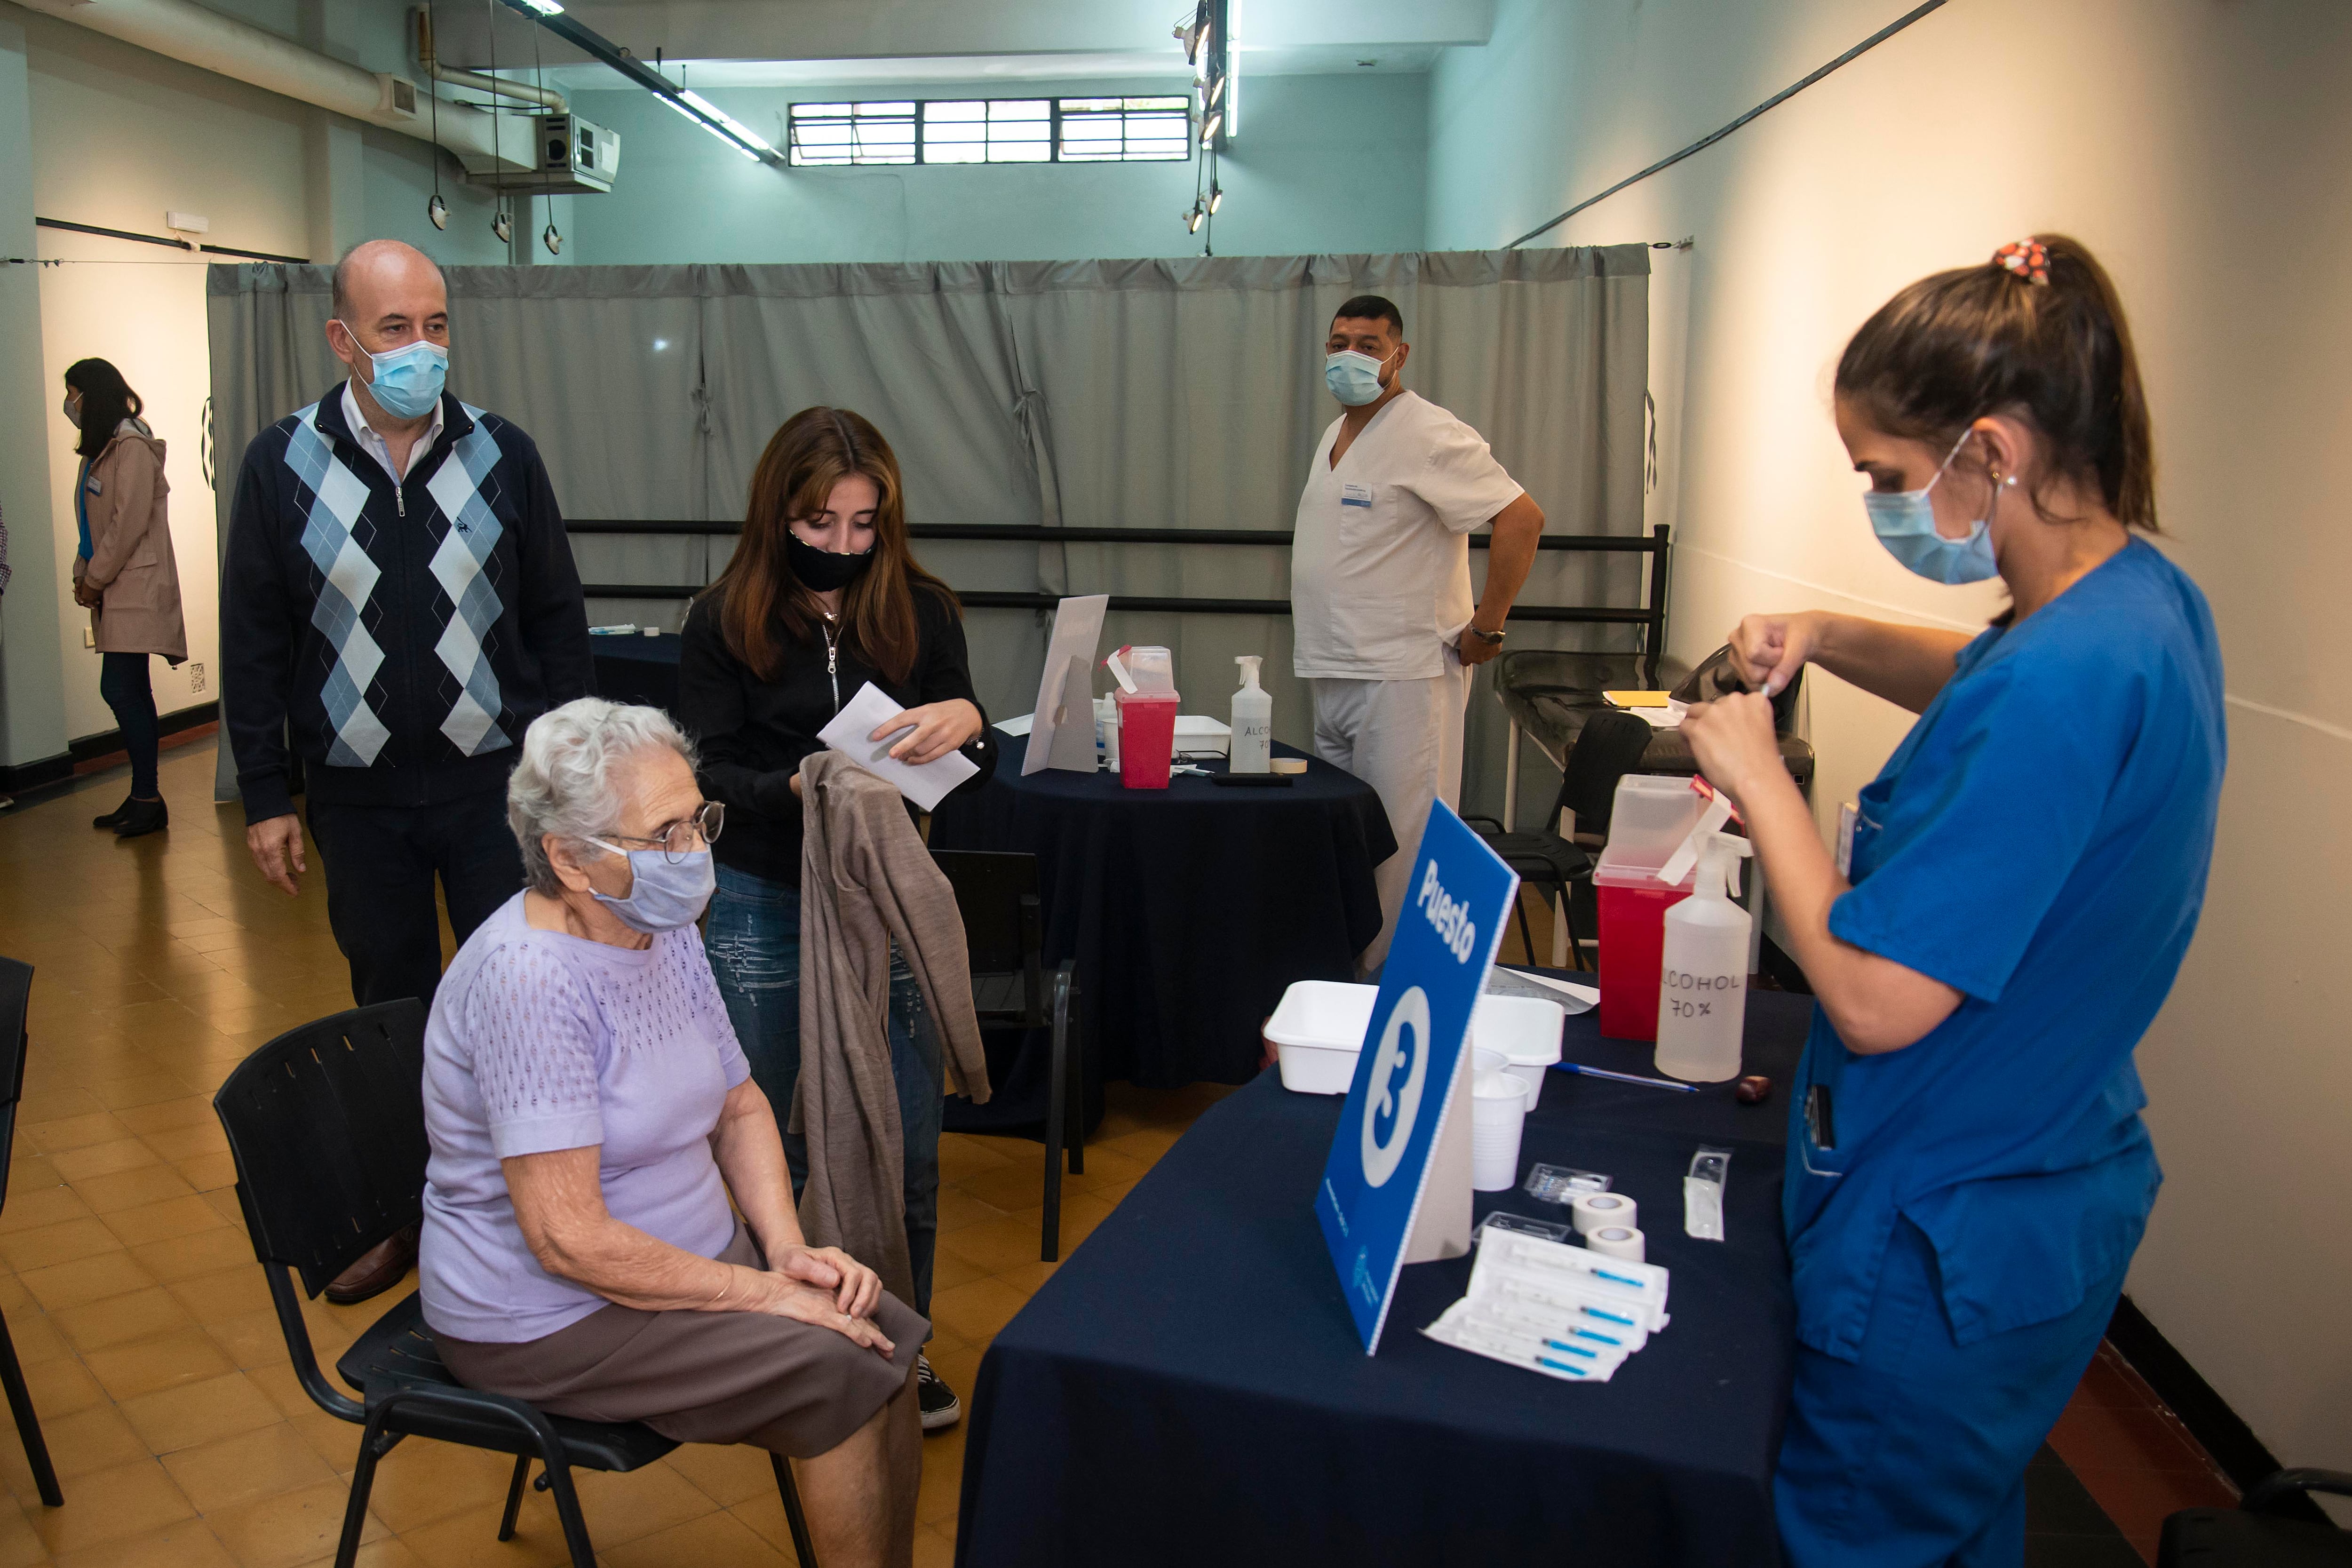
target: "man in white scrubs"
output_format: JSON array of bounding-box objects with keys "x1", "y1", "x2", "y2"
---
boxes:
[{"x1": 1292, "y1": 294, "x2": 1546, "y2": 969}]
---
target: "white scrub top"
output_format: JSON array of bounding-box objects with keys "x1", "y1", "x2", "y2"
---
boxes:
[{"x1": 1289, "y1": 390, "x2": 1525, "y2": 681}]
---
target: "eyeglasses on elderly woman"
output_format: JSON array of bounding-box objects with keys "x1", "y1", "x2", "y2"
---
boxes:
[{"x1": 590, "y1": 800, "x2": 725, "y2": 864}]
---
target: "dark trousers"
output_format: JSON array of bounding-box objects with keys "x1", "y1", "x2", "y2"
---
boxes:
[
  {"x1": 305, "y1": 788, "x2": 524, "y2": 1010},
  {"x1": 98, "y1": 653, "x2": 159, "y2": 798}
]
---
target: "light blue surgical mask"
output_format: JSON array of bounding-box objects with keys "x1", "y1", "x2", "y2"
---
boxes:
[
  {"x1": 343, "y1": 329, "x2": 448, "y2": 421},
  {"x1": 1324, "y1": 349, "x2": 1389, "y2": 407},
  {"x1": 1861, "y1": 428, "x2": 2002, "y2": 585},
  {"x1": 586, "y1": 844, "x2": 715, "y2": 933}
]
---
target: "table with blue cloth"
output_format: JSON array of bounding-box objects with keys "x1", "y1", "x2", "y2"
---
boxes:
[
  {"x1": 954, "y1": 982, "x2": 1814, "y2": 1568},
  {"x1": 588, "y1": 629, "x2": 681, "y2": 713},
  {"x1": 928, "y1": 731, "x2": 1396, "y2": 1125}
]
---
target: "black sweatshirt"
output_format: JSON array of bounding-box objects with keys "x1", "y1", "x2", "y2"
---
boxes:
[
  {"x1": 221, "y1": 385, "x2": 594, "y2": 821},
  {"x1": 677, "y1": 583, "x2": 997, "y2": 883}
]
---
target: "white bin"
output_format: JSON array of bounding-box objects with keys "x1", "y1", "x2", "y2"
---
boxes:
[
  {"x1": 1263, "y1": 980, "x2": 1379, "y2": 1094},
  {"x1": 1471, "y1": 993, "x2": 1566, "y2": 1099}
]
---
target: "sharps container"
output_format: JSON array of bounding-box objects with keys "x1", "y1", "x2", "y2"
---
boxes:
[
  {"x1": 1591, "y1": 774, "x2": 1708, "y2": 1041},
  {"x1": 1113, "y1": 646, "x2": 1179, "y2": 789}
]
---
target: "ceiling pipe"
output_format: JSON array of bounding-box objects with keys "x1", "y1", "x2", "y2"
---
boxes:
[
  {"x1": 13, "y1": 0, "x2": 536, "y2": 176},
  {"x1": 414, "y1": 6, "x2": 565, "y2": 114}
]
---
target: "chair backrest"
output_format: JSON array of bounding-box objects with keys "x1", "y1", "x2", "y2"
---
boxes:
[
  {"x1": 1672, "y1": 644, "x2": 1804, "y2": 732},
  {"x1": 930, "y1": 849, "x2": 1044, "y2": 991},
  {"x1": 0, "y1": 956, "x2": 32, "y2": 1215},
  {"x1": 1556, "y1": 708, "x2": 1660, "y2": 838},
  {"x1": 214, "y1": 1000, "x2": 431, "y2": 1299}
]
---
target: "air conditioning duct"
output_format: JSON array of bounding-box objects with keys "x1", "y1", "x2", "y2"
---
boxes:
[{"x1": 15, "y1": 0, "x2": 537, "y2": 177}]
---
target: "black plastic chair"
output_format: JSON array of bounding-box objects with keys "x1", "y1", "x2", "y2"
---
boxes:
[
  {"x1": 930, "y1": 850, "x2": 1085, "y2": 1262},
  {"x1": 213, "y1": 1001, "x2": 820, "y2": 1568},
  {"x1": 1463, "y1": 709, "x2": 1656, "y2": 971},
  {"x1": 2160, "y1": 1468, "x2": 2352, "y2": 1566},
  {"x1": 0, "y1": 956, "x2": 62, "y2": 1509}
]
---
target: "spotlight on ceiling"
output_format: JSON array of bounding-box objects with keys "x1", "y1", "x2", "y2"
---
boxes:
[
  {"x1": 492, "y1": 210, "x2": 512, "y2": 244},
  {"x1": 1200, "y1": 106, "x2": 1223, "y2": 143},
  {"x1": 427, "y1": 193, "x2": 448, "y2": 230},
  {"x1": 1208, "y1": 183, "x2": 1224, "y2": 215},
  {"x1": 542, "y1": 223, "x2": 562, "y2": 255},
  {"x1": 1184, "y1": 202, "x2": 1204, "y2": 234}
]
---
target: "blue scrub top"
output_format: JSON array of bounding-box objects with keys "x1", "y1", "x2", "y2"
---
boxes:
[{"x1": 1785, "y1": 538, "x2": 2225, "y2": 1361}]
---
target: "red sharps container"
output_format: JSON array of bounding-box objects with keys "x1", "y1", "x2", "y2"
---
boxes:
[
  {"x1": 1111, "y1": 645, "x2": 1179, "y2": 790},
  {"x1": 1591, "y1": 774, "x2": 1709, "y2": 1041}
]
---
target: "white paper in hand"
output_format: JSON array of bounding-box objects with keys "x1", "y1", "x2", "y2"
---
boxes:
[{"x1": 817, "y1": 683, "x2": 978, "y2": 812}]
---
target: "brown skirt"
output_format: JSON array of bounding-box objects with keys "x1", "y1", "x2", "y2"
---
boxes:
[{"x1": 433, "y1": 1225, "x2": 926, "y2": 1459}]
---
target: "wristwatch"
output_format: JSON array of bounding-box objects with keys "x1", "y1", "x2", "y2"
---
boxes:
[{"x1": 1466, "y1": 624, "x2": 1506, "y2": 645}]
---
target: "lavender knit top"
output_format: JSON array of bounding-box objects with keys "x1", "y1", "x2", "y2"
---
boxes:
[{"x1": 419, "y1": 893, "x2": 751, "y2": 1342}]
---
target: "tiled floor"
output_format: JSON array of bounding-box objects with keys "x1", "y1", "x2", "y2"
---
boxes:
[
  {"x1": 0, "y1": 744, "x2": 1228, "y2": 1566},
  {"x1": 0, "y1": 752, "x2": 2236, "y2": 1567},
  {"x1": 2046, "y1": 1342, "x2": 2241, "y2": 1564}
]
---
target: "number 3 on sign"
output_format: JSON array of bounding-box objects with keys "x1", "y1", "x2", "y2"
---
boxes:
[{"x1": 1361, "y1": 987, "x2": 1431, "y2": 1188}]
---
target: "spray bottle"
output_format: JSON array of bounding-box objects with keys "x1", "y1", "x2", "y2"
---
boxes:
[
  {"x1": 1231, "y1": 656, "x2": 1272, "y2": 773},
  {"x1": 1653, "y1": 832, "x2": 1754, "y2": 1082}
]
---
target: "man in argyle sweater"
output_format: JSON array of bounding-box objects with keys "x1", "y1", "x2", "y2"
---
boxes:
[{"x1": 222, "y1": 241, "x2": 591, "y2": 1298}]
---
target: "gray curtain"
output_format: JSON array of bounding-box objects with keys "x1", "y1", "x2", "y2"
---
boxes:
[{"x1": 208, "y1": 247, "x2": 1649, "y2": 818}]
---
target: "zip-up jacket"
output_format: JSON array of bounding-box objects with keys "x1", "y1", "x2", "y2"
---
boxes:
[
  {"x1": 677, "y1": 582, "x2": 996, "y2": 884},
  {"x1": 222, "y1": 384, "x2": 594, "y2": 823}
]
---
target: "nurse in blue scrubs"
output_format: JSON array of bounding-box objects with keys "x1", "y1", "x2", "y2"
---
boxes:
[{"x1": 1680, "y1": 235, "x2": 2226, "y2": 1568}]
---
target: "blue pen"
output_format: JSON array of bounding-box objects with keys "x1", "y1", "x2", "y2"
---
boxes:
[
  {"x1": 1569, "y1": 1327, "x2": 1625, "y2": 1346},
  {"x1": 1537, "y1": 1356, "x2": 1590, "y2": 1377},
  {"x1": 1583, "y1": 1305, "x2": 1637, "y2": 1326},
  {"x1": 1595, "y1": 1267, "x2": 1645, "y2": 1288},
  {"x1": 1541, "y1": 1340, "x2": 1598, "y2": 1360},
  {"x1": 1552, "y1": 1062, "x2": 1698, "y2": 1093}
]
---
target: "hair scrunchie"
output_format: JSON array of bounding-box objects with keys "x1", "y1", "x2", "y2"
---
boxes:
[{"x1": 1993, "y1": 239, "x2": 2051, "y2": 285}]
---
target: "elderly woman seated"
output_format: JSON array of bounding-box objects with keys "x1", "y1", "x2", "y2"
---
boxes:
[{"x1": 419, "y1": 697, "x2": 924, "y2": 1568}]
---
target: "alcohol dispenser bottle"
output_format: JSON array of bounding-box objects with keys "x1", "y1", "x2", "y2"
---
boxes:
[
  {"x1": 1653, "y1": 832, "x2": 1754, "y2": 1082},
  {"x1": 1231, "y1": 656, "x2": 1273, "y2": 773}
]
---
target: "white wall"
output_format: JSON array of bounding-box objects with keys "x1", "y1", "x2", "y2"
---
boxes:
[
  {"x1": 1429, "y1": 0, "x2": 2352, "y2": 1485},
  {"x1": 16, "y1": 1, "x2": 318, "y2": 736}
]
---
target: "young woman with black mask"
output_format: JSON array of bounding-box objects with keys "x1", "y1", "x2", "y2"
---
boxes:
[{"x1": 678, "y1": 406, "x2": 994, "y2": 1435}]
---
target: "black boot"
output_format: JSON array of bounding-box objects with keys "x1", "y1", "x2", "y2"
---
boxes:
[
  {"x1": 92, "y1": 794, "x2": 135, "y2": 829},
  {"x1": 113, "y1": 797, "x2": 168, "y2": 838}
]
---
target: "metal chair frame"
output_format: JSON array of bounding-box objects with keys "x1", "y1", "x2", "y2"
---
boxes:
[
  {"x1": 0, "y1": 955, "x2": 61, "y2": 1508},
  {"x1": 932, "y1": 850, "x2": 1087, "y2": 1261}
]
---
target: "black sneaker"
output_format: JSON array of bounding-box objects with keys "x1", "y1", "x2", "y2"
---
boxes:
[
  {"x1": 916, "y1": 1354, "x2": 960, "y2": 1432},
  {"x1": 113, "y1": 797, "x2": 169, "y2": 839},
  {"x1": 92, "y1": 794, "x2": 135, "y2": 829}
]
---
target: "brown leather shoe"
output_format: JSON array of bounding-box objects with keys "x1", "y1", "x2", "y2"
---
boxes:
[{"x1": 325, "y1": 1224, "x2": 417, "y2": 1305}]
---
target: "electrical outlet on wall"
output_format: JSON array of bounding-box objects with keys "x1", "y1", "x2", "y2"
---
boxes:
[
  {"x1": 188, "y1": 662, "x2": 206, "y2": 693},
  {"x1": 83, "y1": 628, "x2": 95, "y2": 649}
]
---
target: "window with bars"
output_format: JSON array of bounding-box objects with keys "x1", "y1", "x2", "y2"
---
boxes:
[{"x1": 786, "y1": 96, "x2": 1193, "y2": 167}]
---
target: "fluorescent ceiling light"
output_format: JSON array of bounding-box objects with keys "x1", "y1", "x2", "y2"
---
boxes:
[{"x1": 514, "y1": 0, "x2": 562, "y2": 15}]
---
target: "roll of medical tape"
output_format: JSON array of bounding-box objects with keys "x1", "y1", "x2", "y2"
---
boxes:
[
  {"x1": 1571, "y1": 1191, "x2": 1638, "y2": 1237},
  {"x1": 1587, "y1": 1226, "x2": 1645, "y2": 1263}
]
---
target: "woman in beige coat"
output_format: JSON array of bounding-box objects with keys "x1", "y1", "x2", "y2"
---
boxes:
[{"x1": 65, "y1": 358, "x2": 186, "y2": 839}]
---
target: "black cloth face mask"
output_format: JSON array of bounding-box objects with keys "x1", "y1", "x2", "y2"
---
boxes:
[{"x1": 786, "y1": 531, "x2": 876, "y2": 592}]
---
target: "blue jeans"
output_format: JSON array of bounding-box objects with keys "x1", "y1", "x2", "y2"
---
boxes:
[
  {"x1": 704, "y1": 864, "x2": 944, "y2": 1319},
  {"x1": 98, "y1": 652, "x2": 159, "y2": 798}
]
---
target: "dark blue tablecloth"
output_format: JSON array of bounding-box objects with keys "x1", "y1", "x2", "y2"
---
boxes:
[
  {"x1": 929, "y1": 731, "x2": 1395, "y2": 1111},
  {"x1": 588, "y1": 629, "x2": 682, "y2": 714},
  {"x1": 955, "y1": 983, "x2": 1815, "y2": 1568}
]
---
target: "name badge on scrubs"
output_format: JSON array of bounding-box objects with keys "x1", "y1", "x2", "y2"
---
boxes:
[
  {"x1": 1836, "y1": 801, "x2": 1858, "y2": 879},
  {"x1": 1340, "y1": 483, "x2": 1374, "y2": 509},
  {"x1": 85, "y1": 475, "x2": 103, "y2": 496}
]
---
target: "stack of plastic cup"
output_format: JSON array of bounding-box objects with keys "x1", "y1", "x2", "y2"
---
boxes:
[{"x1": 1470, "y1": 1072, "x2": 1533, "y2": 1192}]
